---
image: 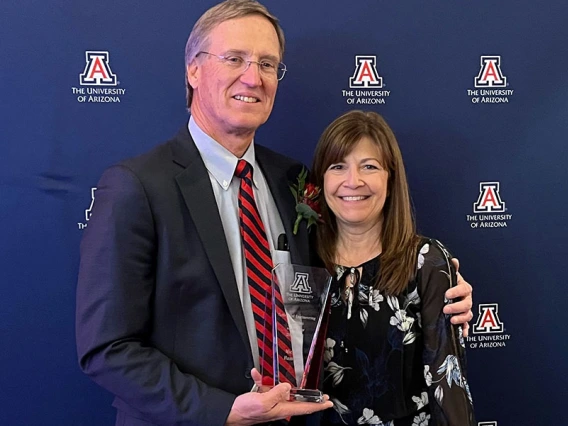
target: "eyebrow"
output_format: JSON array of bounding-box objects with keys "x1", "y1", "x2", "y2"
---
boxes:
[
  {"x1": 330, "y1": 157, "x2": 382, "y2": 166},
  {"x1": 223, "y1": 49, "x2": 280, "y2": 63}
]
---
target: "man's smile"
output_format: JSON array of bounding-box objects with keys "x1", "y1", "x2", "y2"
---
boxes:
[{"x1": 233, "y1": 95, "x2": 260, "y2": 103}]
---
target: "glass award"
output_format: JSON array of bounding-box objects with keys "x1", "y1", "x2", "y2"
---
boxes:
[{"x1": 260, "y1": 263, "x2": 332, "y2": 402}]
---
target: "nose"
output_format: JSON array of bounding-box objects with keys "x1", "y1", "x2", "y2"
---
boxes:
[
  {"x1": 344, "y1": 168, "x2": 362, "y2": 187},
  {"x1": 240, "y1": 61, "x2": 262, "y2": 86}
]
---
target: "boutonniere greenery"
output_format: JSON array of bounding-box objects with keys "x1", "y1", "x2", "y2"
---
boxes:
[{"x1": 290, "y1": 167, "x2": 322, "y2": 235}]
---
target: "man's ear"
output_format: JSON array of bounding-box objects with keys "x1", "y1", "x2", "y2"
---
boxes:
[{"x1": 186, "y1": 62, "x2": 199, "y2": 89}]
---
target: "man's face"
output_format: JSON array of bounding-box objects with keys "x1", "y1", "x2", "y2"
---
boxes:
[{"x1": 187, "y1": 15, "x2": 281, "y2": 143}]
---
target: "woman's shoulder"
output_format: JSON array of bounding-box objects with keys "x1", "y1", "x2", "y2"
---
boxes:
[
  {"x1": 414, "y1": 237, "x2": 457, "y2": 298},
  {"x1": 416, "y1": 236, "x2": 454, "y2": 271}
]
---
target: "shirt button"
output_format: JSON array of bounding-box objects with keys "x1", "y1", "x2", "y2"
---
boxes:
[
  {"x1": 222, "y1": 180, "x2": 229, "y2": 188},
  {"x1": 244, "y1": 370, "x2": 252, "y2": 379}
]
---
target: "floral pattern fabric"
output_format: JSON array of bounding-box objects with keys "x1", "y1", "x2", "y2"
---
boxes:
[{"x1": 321, "y1": 240, "x2": 475, "y2": 426}]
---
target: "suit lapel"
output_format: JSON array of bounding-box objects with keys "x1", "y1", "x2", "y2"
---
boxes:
[{"x1": 170, "y1": 127, "x2": 251, "y2": 362}]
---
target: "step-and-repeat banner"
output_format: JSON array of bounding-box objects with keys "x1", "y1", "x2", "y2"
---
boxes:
[{"x1": 1, "y1": 1, "x2": 566, "y2": 425}]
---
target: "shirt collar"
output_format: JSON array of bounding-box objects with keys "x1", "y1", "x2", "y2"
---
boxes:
[{"x1": 188, "y1": 116, "x2": 259, "y2": 190}]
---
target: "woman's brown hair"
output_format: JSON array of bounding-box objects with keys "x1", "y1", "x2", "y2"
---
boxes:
[{"x1": 311, "y1": 110, "x2": 421, "y2": 295}]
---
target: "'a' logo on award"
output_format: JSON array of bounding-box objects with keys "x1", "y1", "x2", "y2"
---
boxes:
[{"x1": 291, "y1": 272, "x2": 312, "y2": 294}]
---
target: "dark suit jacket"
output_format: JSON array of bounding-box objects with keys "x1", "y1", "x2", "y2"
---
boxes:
[{"x1": 76, "y1": 126, "x2": 319, "y2": 425}]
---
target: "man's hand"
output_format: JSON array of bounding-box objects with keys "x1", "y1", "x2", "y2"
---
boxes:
[
  {"x1": 443, "y1": 258, "x2": 474, "y2": 337},
  {"x1": 225, "y1": 369, "x2": 333, "y2": 425}
]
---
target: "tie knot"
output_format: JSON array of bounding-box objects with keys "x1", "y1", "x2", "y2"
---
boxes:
[{"x1": 235, "y1": 159, "x2": 253, "y2": 179}]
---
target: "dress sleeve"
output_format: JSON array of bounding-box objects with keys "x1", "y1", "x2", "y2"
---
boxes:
[{"x1": 417, "y1": 240, "x2": 475, "y2": 425}]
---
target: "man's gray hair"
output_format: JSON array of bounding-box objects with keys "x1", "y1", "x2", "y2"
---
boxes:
[{"x1": 184, "y1": 0, "x2": 286, "y2": 110}]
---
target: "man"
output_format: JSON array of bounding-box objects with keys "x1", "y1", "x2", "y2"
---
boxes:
[{"x1": 76, "y1": 1, "x2": 473, "y2": 425}]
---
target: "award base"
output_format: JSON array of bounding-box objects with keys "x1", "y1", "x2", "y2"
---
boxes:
[
  {"x1": 251, "y1": 384, "x2": 324, "y2": 403},
  {"x1": 289, "y1": 388, "x2": 324, "y2": 403}
]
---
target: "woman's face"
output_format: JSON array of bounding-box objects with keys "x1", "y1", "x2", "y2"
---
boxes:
[{"x1": 323, "y1": 136, "x2": 389, "y2": 232}]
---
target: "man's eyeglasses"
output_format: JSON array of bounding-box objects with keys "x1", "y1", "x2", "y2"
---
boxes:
[{"x1": 197, "y1": 51, "x2": 287, "y2": 81}]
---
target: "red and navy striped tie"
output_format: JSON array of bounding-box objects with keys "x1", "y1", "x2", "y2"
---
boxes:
[{"x1": 235, "y1": 159, "x2": 296, "y2": 386}]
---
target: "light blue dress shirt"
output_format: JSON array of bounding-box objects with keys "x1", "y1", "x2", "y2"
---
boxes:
[{"x1": 188, "y1": 117, "x2": 288, "y2": 373}]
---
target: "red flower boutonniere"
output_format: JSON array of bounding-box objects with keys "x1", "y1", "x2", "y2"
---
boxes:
[{"x1": 290, "y1": 167, "x2": 322, "y2": 235}]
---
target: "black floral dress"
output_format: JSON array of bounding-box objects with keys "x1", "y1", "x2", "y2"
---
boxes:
[{"x1": 321, "y1": 240, "x2": 475, "y2": 426}]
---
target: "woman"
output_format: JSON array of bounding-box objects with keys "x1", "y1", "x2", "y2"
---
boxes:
[{"x1": 312, "y1": 110, "x2": 475, "y2": 425}]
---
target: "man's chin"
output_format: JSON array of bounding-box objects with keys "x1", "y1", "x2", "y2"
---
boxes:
[{"x1": 227, "y1": 117, "x2": 269, "y2": 136}]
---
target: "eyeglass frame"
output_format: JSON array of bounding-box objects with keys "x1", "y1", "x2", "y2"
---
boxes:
[{"x1": 196, "y1": 51, "x2": 287, "y2": 81}]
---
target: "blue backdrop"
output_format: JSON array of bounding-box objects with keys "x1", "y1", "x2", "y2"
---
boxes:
[{"x1": 1, "y1": 1, "x2": 567, "y2": 425}]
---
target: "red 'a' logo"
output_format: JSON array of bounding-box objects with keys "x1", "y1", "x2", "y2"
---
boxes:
[
  {"x1": 85, "y1": 187, "x2": 97, "y2": 222},
  {"x1": 473, "y1": 304, "x2": 504, "y2": 334},
  {"x1": 473, "y1": 182, "x2": 505, "y2": 213},
  {"x1": 80, "y1": 51, "x2": 117, "y2": 86},
  {"x1": 474, "y1": 56, "x2": 507, "y2": 88},
  {"x1": 349, "y1": 56, "x2": 383, "y2": 88}
]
